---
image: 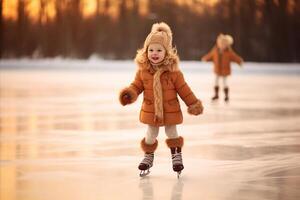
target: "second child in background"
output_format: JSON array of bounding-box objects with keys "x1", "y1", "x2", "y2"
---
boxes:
[{"x1": 202, "y1": 34, "x2": 243, "y2": 102}]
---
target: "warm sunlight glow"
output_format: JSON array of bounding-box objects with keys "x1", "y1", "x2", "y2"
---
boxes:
[
  {"x1": 177, "y1": 0, "x2": 219, "y2": 6},
  {"x1": 2, "y1": 0, "x2": 221, "y2": 21},
  {"x1": 44, "y1": 1, "x2": 56, "y2": 20},
  {"x1": 27, "y1": 0, "x2": 40, "y2": 21},
  {"x1": 3, "y1": 0, "x2": 56, "y2": 22},
  {"x1": 82, "y1": 0, "x2": 97, "y2": 18},
  {"x1": 139, "y1": 0, "x2": 148, "y2": 16},
  {"x1": 203, "y1": 0, "x2": 219, "y2": 6},
  {"x1": 3, "y1": 0, "x2": 17, "y2": 20}
]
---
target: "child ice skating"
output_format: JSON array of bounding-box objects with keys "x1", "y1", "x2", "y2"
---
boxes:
[
  {"x1": 119, "y1": 22, "x2": 203, "y2": 178},
  {"x1": 202, "y1": 34, "x2": 243, "y2": 102}
]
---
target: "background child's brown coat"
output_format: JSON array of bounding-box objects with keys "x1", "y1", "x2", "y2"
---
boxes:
[{"x1": 202, "y1": 46, "x2": 243, "y2": 76}]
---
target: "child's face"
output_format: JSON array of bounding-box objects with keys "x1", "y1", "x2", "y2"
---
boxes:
[
  {"x1": 217, "y1": 38, "x2": 228, "y2": 51},
  {"x1": 147, "y1": 43, "x2": 166, "y2": 64}
]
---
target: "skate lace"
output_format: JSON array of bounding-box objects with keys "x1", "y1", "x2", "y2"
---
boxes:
[
  {"x1": 172, "y1": 152, "x2": 183, "y2": 165},
  {"x1": 141, "y1": 153, "x2": 154, "y2": 165}
]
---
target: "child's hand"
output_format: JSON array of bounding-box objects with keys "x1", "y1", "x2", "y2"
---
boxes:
[
  {"x1": 119, "y1": 87, "x2": 138, "y2": 106},
  {"x1": 121, "y1": 93, "x2": 132, "y2": 105},
  {"x1": 188, "y1": 100, "x2": 204, "y2": 115}
]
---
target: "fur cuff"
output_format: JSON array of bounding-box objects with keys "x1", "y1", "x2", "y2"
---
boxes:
[
  {"x1": 141, "y1": 138, "x2": 158, "y2": 153},
  {"x1": 188, "y1": 100, "x2": 203, "y2": 115},
  {"x1": 119, "y1": 87, "x2": 138, "y2": 106},
  {"x1": 166, "y1": 136, "x2": 184, "y2": 148}
]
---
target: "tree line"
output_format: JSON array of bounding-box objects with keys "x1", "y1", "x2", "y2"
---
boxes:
[{"x1": 0, "y1": 0, "x2": 299, "y2": 62}]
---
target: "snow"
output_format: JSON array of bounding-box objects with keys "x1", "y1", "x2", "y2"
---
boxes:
[{"x1": 0, "y1": 60, "x2": 300, "y2": 200}]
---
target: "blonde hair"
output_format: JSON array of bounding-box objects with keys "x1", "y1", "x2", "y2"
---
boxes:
[{"x1": 217, "y1": 34, "x2": 234, "y2": 47}]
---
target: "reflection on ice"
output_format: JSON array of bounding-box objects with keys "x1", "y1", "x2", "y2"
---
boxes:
[
  {"x1": 139, "y1": 177, "x2": 154, "y2": 200},
  {"x1": 171, "y1": 179, "x2": 184, "y2": 200},
  {"x1": 1, "y1": 67, "x2": 300, "y2": 200},
  {"x1": 138, "y1": 176, "x2": 184, "y2": 200}
]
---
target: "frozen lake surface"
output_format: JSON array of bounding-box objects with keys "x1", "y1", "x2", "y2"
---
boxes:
[{"x1": 1, "y1": 60, "x2": 300, "y2": 200}]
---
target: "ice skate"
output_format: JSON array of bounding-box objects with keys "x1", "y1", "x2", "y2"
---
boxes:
[
  {"x1": 224, "y1": 87, "x2": 229, "y2": 103},
  {"x1": 139, "y1": 152, "x2": 154, "y2": 177},
  {"x1": 211, "y1": 86, "x2": 219, "y2": 101},
  {"x1": 139, "y1": 138, "x2": 158, "y2": 177},
  {"x1": 171, "y1": 147, "x2": 184, "y2": 178},
  {"x1": 166, "y1": 137, "x2": 184, "y2": 178}
]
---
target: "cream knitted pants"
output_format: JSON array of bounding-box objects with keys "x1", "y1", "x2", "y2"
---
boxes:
[
  {"x1": 214, "y1": 75, "x2": 228, "y2": 88},
  {"x1": 145, "y1": 125, "x2": 179, "y2": 144}
]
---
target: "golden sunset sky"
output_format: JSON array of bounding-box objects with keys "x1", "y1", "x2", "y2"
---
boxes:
[{"x1": 2, "y1": 0, "x2": 219, "y2": 21}]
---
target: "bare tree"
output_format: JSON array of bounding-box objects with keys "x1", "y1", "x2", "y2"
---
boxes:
[{"x1": 17, "y1": 0, "x2": 29, "y2": 56}]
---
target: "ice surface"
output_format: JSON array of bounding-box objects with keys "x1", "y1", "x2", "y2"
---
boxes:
[{"x1": 0, "y1": 60, "x2": 300, "y2": 200}]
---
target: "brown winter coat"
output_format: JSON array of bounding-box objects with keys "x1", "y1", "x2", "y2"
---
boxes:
[
  {"x1": 202, "y1": 46, "x2": 243, "y2": 76},
  {"x1": 119, "y1": 61, "x2": 203, "y2": 127}
]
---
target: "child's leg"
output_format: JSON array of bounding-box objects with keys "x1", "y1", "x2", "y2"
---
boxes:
[
  {"x1": 145, "y1": 125, "x2": 159, "y2": 144},
  {"x1": 165, "y1": 125, "x2": 184, "y2": 172},
  {"x1": 212, "y1": 75, "x2": 220, "y2": 100},
  {"x1": 214, "y1": 74, "x2": 220, "y2": 87},
  {"x1": 165, "y1": 125, "x2": 178, "y2": 139},
  {"x1": 164, "y1": 125, "x2": 183, "y2": 148},
  {"x1": 139, "y1": 125, "x2": 159, "y2": 171},
  {"x1": 222, "y1": 76, "x2": 228, "y2": 88},
  {"x1": 222, "y1": 76, "x2": 229, "y2": 102},
  {"x1": 140, "y1": 125, "x2": 159, "y2": 153}
]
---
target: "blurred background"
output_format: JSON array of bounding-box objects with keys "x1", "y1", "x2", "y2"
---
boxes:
[
  {"x1": 1, "y1": 0, "x2": 300, "y2": 62},
  {"x1": 1, "y1": 1, "x2": 300, "y2": 200}
]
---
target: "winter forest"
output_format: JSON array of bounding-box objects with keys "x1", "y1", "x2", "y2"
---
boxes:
[{"x1": 1, "y1": 0, "x2": 300, "y2": 62}]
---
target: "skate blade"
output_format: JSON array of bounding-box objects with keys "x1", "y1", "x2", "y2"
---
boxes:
[{"x1": 139, "y1": 169, "x2": 150, "y2": 177}]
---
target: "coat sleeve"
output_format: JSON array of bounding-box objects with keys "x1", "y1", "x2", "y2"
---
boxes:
[
  {"x1": 230, "y1": 50, "x2": 243, "y2": 65},
  {"x1": 129, "y1": 70, "x2": 144, "y2": 95},
  {"x1": 174, "y1": 71, "x2": 198, "y2": 106},
  {"x1": 201, "y1": 48, "x2": 214, "y2": 61},
  {"x1": 119, "y1": 70, "x2": 144, "y2": 105}
]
